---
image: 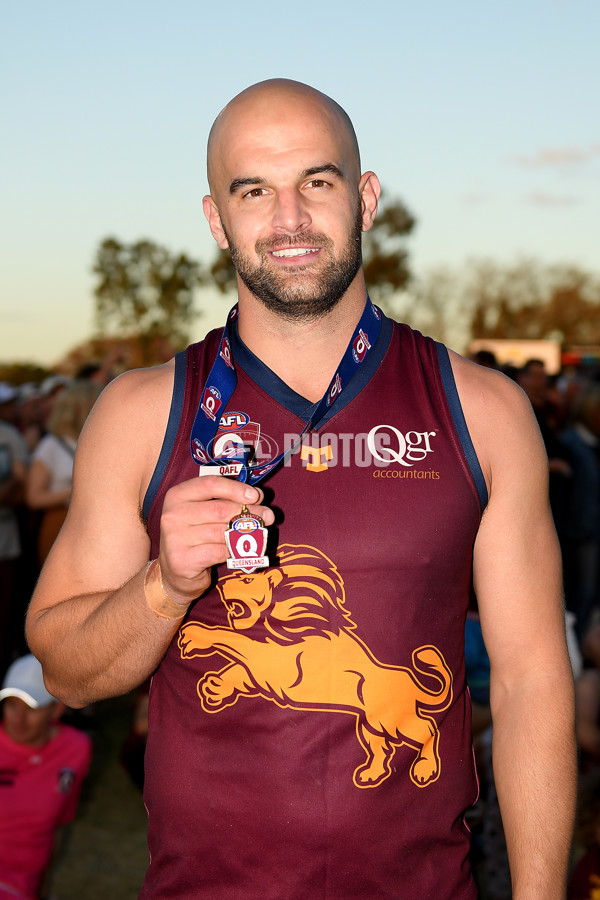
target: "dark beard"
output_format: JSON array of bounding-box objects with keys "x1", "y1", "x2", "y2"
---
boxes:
[{"x1": 223, "y1": 206, "x2": 363, "y2": 322}]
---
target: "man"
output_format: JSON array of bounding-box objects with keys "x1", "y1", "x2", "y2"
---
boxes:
[
  {"x1": 26, "y1": 79, "x2": 575, "y2": 898},
  {"x1": 0, "y1": 654, "x2": 91, "y2": 900}
]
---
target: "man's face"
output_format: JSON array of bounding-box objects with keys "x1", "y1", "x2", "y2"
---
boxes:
[
  {"x1": 205, "y1": 92, "x2": 374, "y2": 321},
  {"x1": 222, "y1": 201, "x2": 364, "y2": 321},
  {"x1": 2, "y1": 697, "x2": 59, "y2": 747}
]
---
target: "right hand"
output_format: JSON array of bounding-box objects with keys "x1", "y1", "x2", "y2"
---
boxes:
[{"x1": 157, "y1": 475, "x2": 274, "y2": 606}]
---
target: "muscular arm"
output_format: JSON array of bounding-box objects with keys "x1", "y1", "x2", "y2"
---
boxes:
[
  {"x1": 453, "y1": 354, "x2": 576, "y2": 899},
  {"x1": 26, "y1": 365, "x2": 273, "y2": 707}
]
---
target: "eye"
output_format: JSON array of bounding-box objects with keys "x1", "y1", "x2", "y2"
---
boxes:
[
  {"x1": 243, "y1": 187, "x2": 267, "y2": 199},
  {"x1": 307, "y1": 179, "x2": 328, "y2": 189}
]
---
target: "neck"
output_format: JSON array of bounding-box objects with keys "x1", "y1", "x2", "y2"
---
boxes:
[{"x1": 237, "y1": 282, "x2": 368, "y2": 402}]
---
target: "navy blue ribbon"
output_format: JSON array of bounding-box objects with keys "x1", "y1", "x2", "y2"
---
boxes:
[{"x1": 190, "y1": 297, "x2": 382, "y2": 485}]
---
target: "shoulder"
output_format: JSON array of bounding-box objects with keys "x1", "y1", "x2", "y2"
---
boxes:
[
  {"x1": 96, "y1": 358, "x2": 177, "y2": 436},
  {"x1": 95, "y1": 358, "x2": 176, "y2": 414},
  {"x1": 447, "y1": 350, "x2": 545, "y2": 494},
  {"x1": 448, "y1": 348, "x2": 530, "y2": 413},
  {"x1": 76, "y1": 360, "x2": 177, "y2": 490}
]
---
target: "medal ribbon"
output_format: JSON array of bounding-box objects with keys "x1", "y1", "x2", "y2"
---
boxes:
[{"x1": 190, "y1": 297, "x2": 382, "y2": 485}]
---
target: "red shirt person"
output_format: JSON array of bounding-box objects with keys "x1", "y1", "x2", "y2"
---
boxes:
[{"x1": 0, "y1": 655, "x2": 91, "y2": 900}]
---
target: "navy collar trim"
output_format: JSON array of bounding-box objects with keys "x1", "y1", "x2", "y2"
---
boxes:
[{"x1": 230, "y1": 312, "x2": 393, "y2": 426}]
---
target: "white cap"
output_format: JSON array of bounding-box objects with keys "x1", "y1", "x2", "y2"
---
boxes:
[
  {"x1": 0, "y1": 383, "x2": 18, "y2": 404},
  {"x1": 40, "y1": 375, "x2": 71, "y2": 397},
  {"x1": 18, "y1": 382, "x2": 41, "y2": 402},
  {"x1": 0, "y1": 655, "x2": 56, "y2": 708}
]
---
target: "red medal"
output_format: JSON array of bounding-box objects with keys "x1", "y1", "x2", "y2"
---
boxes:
[{"x1": 225, "y1": 505, "x2": 269, "y2": 574}]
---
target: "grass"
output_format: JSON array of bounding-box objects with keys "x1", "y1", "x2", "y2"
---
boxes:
[{"x1": 49, "y1": 694, "x2": 149, "y2": 899}]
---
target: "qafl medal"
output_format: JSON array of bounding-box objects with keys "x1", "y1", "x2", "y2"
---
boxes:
[
  {"x1": 225, "y1": 505, "x2": 269, "y2": 574},
  {"x1": 191, "y1": 299, "x2": 383, "y2": 575}
]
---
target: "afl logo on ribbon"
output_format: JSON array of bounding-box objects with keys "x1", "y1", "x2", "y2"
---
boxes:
[
  {"x1": 201, "y1": 386, "x2": 222, "y2": 422},
  {"x1": 352, "y1": 328, "x2": 371, "y2": 363},
  {"x1": 225, "y1": 507, "x2": 269, "y2": 574},
  {"x1": 219, "y1": 411, "x2": 250, "y2": 431}
]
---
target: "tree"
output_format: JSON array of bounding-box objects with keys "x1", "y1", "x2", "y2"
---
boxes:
[
  {"x1": 56, "y1": 335, "x2": 176, "y2": 377},
  {"x1": 92, "y1": 238, "x2": 205, "y2": 363},
  {"x1": 361, "y1": 192, "x2": 416, "y2": 309},
  {"x1": 0, "y1": 362, "x2": 52, "y2": 385},
  {"x1": 209, "y1": 246, "x2": 237, "y2": 296},
  {"x1": 467, "y1": 260, "x2": 600, "y2": 345},
  {"x1": 400, "y1": 266, "x2": 463, "y2": 347},
  {"x1": 206, "y1": 191, "x2": 416, "y2": 307}
]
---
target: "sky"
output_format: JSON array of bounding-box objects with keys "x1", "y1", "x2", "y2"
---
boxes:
[{"x1": 1, "y1": 0, "x2": 598, "y2": 366}]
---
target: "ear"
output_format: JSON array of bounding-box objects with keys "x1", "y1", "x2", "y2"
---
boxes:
[
  {"x1": 202, "y1": 195, "x2": 230, "y2": 250},
  {"x1": 358, "y1": 172, "x2": 381, "y2": 233}
]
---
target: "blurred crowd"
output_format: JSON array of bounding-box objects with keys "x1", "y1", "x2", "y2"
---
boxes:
[
  {"x1": 3, "y1": 349, "x2": 600, "y2": 896},
  {"x1": 469, "y1": 349, "x2": 600, "y2": 899},
  {"x1": 0, "y1": 367, "x2": 109, "y2": 679},
  {"x1": 0, "y1": 363, "x2": 114, "y2": 899}
]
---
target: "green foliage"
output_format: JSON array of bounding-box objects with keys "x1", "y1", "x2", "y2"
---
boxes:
[
  {"x1": 399, "y1": 259, "x2": 600, "y2": 352},
  {"x1": 0, "y1": 362, "x2": 52, "y2": 385},
  {"x1": 93, "y1": 238, "x2": 206, "y2": 353},
  {"x1": 210, "y1": 248, "x2": 238, "y2": 296},
  {"x1": 467, "y1": 260, "x2": 600, "y2": 344},
  {"x1": 362, "y1": 193, "x2": 416, "y2": 307}
]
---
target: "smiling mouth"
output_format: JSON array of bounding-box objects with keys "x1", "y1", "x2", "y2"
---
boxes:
[{"x1": 271, "y1": 248, "x2": 319, "y2": 259}]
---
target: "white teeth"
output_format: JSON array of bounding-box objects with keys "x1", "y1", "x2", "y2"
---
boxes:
[{"x1": 272, "y1": 248, "x2": 318, "y2": 258}]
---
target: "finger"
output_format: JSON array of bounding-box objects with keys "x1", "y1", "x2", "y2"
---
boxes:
[
  {"x1": 162, "y1": 540, "x2": 230, "y2": 581},
  {"x1": 163, "y1": 479, "x2": 274, "y2": 526},
  {"x1": 167, "y1": 475, "x2": 263, "y2": 507},
  {"x1": 162, "y1": 496, "x2": 274, "y2": 531}
]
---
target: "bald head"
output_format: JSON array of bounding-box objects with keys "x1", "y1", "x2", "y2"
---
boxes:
[{"x1": 206, "y1": 79, "x2": 361, "y2": 195}]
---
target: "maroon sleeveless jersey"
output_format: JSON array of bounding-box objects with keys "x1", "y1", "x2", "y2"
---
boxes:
[{"x1": 140, "y1": 318, "x2": 485, "y2": 899}]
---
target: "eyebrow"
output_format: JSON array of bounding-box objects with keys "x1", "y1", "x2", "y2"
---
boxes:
[
  {"x1": 301, "y1": 163, "x2": 344, "y2": 180},
  {"x1": 229, "y1": 176, "x2": 264, "y2": 195},
  {"x1": 229, "y1": 163, "x2": 345, "y2": 195}
]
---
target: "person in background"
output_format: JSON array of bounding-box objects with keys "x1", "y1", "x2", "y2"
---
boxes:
[
  {"x1": 36, "y1": 377, "x2": 71, "y2": 435},
  {"x1": 16, "y1": 386, "x2": 45, "y2": 455},
  {"x1": 76, "y1": 347, "x2": 126, "y2": 388},
  {"x1": 471, "y1": 348, "x2": 497, "y2": 370},
  {"x1": 0, "y1": 654, "x2": 92, "y2": 900},
  {"x1": 568, "y1": 768, "x2": 600, "y2": 900},
  {"x1": 26, "y1": 381, "x2": 102, "y2": 566},
  {"x1": 517, "y1": 359, "x2": 573, "y2": 552},
  {"x1": 0, "y1": 384, "x2": 29, "y2": 677},
  {"x1": 560, "y1": 383, "x2": 600, "y2": 639}
]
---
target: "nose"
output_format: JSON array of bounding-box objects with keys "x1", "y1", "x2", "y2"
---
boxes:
[{"x1": 271, "y1": 189, "x2": 311, "y2": 234}]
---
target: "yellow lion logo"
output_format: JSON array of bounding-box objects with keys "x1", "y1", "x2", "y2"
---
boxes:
[{"x1": 179, "y1": 544, "x2": 453, "y2": 789}]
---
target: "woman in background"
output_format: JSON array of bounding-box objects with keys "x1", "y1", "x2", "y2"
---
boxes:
[{"x1": 26, "y1": 381, "x2": 102, "y2": 565}]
